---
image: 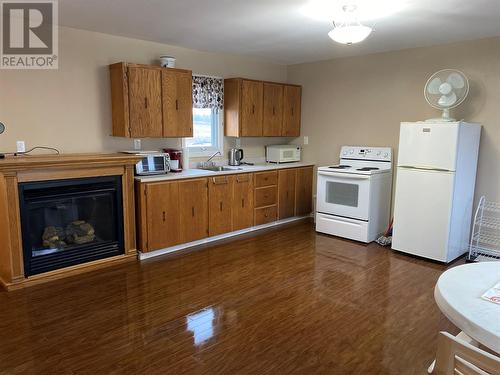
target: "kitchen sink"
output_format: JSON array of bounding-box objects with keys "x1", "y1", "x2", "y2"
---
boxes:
[{"x1": 198, "y1": 166, "x2": 243, "y2": 172}]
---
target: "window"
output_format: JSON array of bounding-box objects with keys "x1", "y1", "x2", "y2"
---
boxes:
[
  {"x1": 184, "y1": 108, "x2": 222, "y2": 155},
  {"x1": 184, "y1": 75, "x2": 224, "y2": 156}
]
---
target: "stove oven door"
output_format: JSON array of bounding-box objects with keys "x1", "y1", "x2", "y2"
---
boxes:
[{"x1": 316, "y1": 170, "x2": 371, "y2": 221}]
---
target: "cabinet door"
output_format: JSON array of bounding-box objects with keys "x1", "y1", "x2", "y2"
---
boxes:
[
  {"x1": 295, "y1": 167, "x2": 313, "y2": 216},
  {"x1": 282, "y1": 85, "x2": 301, "y2": 137},
  {"x1": 145, "y1": 182, "x2": 180, "y2": 251},
  {"x1": 241, "y1": 80, "x2": 263, "y2": 136},
  {"x1": 263, "y1": 83, "x2": 283, "y2": 137},
  {"x1": 278, "y1": 169, "x2": 296, "y2": 219},
  {"x1": 128, "y1": 67, "x2": 163, "y2": 137},
  {"x1": 179, "y1": 178, "x2": 208, "y2": 243},
  {"x1": 232, "y1": 173, "x2": 254, "y2": 230},
  {"x1": 162, "y1": 69, "x2": 193, "y2": 137},
  {"x1": 209, "y1": 176, "x2": 234, "y2": 236}
]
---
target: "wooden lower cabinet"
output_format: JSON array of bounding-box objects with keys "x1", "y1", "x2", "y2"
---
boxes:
[
  {"x1": 255, "y1": 206, "x2": 277, "y2": 225},
  {"x1": 255, "y1": 186, "x2": 277, "y2": 207},
  {"x1": 295, "y1": 166, "x2": 314, "y2": 216},
  {"x1": 179, "y1": 178, "x2": 209, "y2": 243},
  {"x1": 278, "y1": 169, "x2": 296, "y2": 219},
  {"x1": 145, "y1": 181, "x2": 180, "y2": 250},
  {"x1": 136, "y1": 166, "x2": 313, "y2": 253},
  {"x1": 209, "y1": 175, "x2": 234, "y2": 236},
  {"x1": 232, "y1": 173, "x2": 254, "y2": 231}
]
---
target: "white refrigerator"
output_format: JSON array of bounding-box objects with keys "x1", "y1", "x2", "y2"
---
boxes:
[{"x1": 392, "y1": 121, "x2": 481, "y2": 263}]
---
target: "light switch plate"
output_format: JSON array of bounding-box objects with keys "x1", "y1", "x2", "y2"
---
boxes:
[
  {"x1": 303, "y1": 136, "x2": 309, "y2": 145},
  {"x1": 235, "y1": 138, "x2": 241, "y2": 147},
  {"x1": 133, "y1": 139, "x2": 141, "y2": 150},
  {"x1": 16, "y1": 141, "x2": 26, "y2": 153}
]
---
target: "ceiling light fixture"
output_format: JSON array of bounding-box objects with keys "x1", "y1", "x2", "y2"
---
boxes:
[
  {"x1": 302, "y1": 0, "x2": 406, "y2": 23},
  {"x1": 328, "y1": 4, "x2": 372, "y2": 45}
]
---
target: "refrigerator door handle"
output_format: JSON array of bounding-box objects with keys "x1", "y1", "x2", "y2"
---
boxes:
[{"x1": 398, "y1": 165, "x2": 454, "y2": 173}]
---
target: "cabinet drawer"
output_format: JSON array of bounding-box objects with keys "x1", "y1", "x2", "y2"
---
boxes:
[
  {"x1": 255, "y1": 206, "x2": 277, "y2": 225},
  {"x1": 255, "y1": 171, "x2": 278, "y2": 187},
  {"x1": 255, "y1": 186, "x2": 277, "y2": 208}
]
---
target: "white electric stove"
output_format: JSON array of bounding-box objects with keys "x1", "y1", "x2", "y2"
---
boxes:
[{"x1": 315, "y1": 146, "x2": 393, "y2": 243}]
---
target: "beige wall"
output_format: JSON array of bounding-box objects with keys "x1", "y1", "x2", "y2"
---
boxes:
[
  {"x1": 0, "y1": 26, "x2": 287, "y2": 161},
  {"x1": 287, "y1": 36, "x2": 500, "y2": 203}
]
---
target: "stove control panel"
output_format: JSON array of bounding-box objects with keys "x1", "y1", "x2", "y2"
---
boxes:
[{"x1": 340, "y1": 146, "x2": 392, "y2": 162}]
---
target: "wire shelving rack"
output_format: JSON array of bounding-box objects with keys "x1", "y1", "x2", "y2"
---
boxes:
[{"x1": 468, "y1": 196, "x2": 500, "y2": 262}]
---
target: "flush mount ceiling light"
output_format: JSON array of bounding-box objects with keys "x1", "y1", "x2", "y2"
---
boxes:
[{"x1": 328, "y1": 4, "x2": 372, "y2": 45}]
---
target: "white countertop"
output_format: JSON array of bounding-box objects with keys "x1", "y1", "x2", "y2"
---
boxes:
[
  {"x1": 134, "y1": 162, "x2": 315, "y2": 183},
  {"x1": 434, "y1": 262, "x2": 500, "y2": 354}
]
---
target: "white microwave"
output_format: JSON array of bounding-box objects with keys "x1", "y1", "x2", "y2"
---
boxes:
[{"x1": 266, "y1": 145, "x2": 301, "y2": 163}]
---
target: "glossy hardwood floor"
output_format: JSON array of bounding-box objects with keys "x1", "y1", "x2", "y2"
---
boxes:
[{"x1": 0, "y1": 220, "x2": 460, "y2": 374}]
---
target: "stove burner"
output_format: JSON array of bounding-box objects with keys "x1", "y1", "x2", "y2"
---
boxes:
[
  {"x1": 329, "y1": 165, "x2": 351, "y2": 169},
  {"x1": 357, "y1": 167, "x2": 379, "y2": 171}
]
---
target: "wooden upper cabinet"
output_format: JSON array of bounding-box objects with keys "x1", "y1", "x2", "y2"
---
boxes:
[
  {"x1": 282, "y1": 85, "x2": 302, "y2": 137},
  {"x1": 209, "y1": 176, "x2": 234, "y2": 236},
  {"x1": 278, "y1": 169, "x2": 297, "y2": 219},
  {"x1": 128, "y1": 67, "x2": 163, "y2": 138},
  {"x1": 145, "y1": 182, "x2": 180, "y2": 251},
  {"x1": 263, "y1": 83, "x2": 283, "y2": 137},
  {"x1": 241, "y1": 80, "x2": 263, "y2": 137},
  {"x1": 109, "y1": 62, "x2": 193, "y2": 138},
  {"x1": 162, "y1": 69, "x2": 193, "y2": 137},
  {"x1": 178, "y1": 178, "x2": 209, "y2": 243},
  {"x1": 224, "y1": 78, "x2": 301, "y2": 138},
  {"x1": 295, "y1": 166, "x2": 313, "y2": 216},
  {"x1": 232, "y1": 173, "x2": 254, "y2": 231}
]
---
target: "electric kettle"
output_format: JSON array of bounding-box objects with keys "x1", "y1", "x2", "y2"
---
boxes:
[{"x1": 228, "y1": 148, "x2": 244, "y2": 166}]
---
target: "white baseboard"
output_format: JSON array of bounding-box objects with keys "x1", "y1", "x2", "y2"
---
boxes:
[{"x1": 139, "y1": 215, "x2": 311, "y2": 260}]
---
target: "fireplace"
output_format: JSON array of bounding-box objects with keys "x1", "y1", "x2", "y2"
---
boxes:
[{"x1": 18, "y1": 176, "x2": 124, "y2": 276}]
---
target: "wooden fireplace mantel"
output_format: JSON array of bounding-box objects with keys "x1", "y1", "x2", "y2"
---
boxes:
[{"x1": 0, "y1": 153, "x2": 142, "y2": 290}]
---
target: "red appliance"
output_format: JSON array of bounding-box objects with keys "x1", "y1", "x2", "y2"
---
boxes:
[{"x1": 164, "y1": 148, "x2": 183, "y2": 172}]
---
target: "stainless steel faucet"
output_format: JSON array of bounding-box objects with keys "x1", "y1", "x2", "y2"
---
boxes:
[
  {"x1": 198, "y1": 150, "x2": 222, "y2": 169},
  {"x1": 206, "y1": 151, "x2": 221, "y2": 163}
]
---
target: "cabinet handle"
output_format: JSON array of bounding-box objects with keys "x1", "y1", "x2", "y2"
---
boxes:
[
  {"x1": 175, "y1": 99, "x2": 179, "y2": 110},
  {"x1": 212, "y1": 177, "x2": 228, "y2": 185},
  {"x1": 162, "y1": 211, "x2": 166, "y2": 222},
  {"x1": 144, "y1": 97, "x2": 148, "y2": 109},
  {"x1": 192, "y1": 206, "x2": 195, "y2": 217},
  {"x1": 252, "y1": 104, "x2": 255, "y2": 114},
  {"x1": 236, "y1": 176, "x2": 249, "y2": 183},
  {"x1": 291, "y1": 107, "x2": 294, "y2": 116},
  {"x1": 220, "y1": 201, "x2": 223, "y2": 211},
  {"x1": 272, "y1": 106, "x2": 275, "y2": 116},
  {"x1": 264, "y1": 213, "x2": 269, "y2": 218},
  {"x1": 286, "y1": 191, "x2": 289, "y2": 198}
]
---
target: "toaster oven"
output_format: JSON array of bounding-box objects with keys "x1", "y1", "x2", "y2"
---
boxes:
[{"x1": 134, "y1": 153, "x2": 171, "y2": 175}]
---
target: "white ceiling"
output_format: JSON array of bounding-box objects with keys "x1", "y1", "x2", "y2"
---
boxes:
[{"x1": 58, "y1": 0, "x2": 500, "y2": 65}]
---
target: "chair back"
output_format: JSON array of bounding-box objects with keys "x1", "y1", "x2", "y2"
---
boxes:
[{"x1": 433, "y1": 331, "x2": 500, "y2": 375}]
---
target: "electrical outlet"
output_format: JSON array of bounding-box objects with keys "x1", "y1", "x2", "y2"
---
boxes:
[
  {"x1": 235, "y1": 138, "x2": 241, "y2": 148},
  {"x1": 303, "y1": 136, "x2": 309, "y2": 145},
  {"x1": 16, "y1": 141, "x2": 26, "y2": 153},
  {"x1": 133, "y1": 139, "x2": 141, "y2": 150}
]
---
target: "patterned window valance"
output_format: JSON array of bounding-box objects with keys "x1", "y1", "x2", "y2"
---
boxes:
[{"x1": 192, "y1": 75, "x2": 224, "y2": 110}]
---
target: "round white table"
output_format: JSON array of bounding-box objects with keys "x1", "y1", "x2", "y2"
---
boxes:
[{"x1": 435, "y1": 262, "x2": 500, "y2": 354}]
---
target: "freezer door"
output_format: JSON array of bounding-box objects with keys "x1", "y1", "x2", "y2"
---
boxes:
[
  {"x1": 392, "y1": 167, "x2": 455, "y2": 262},
  {"x1": 398, "y1": 122, "x2": 460, "y2": 171}
]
